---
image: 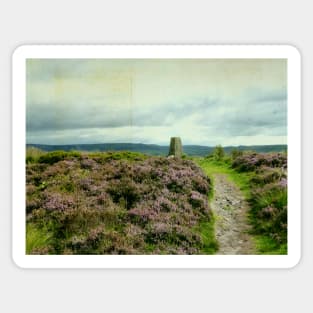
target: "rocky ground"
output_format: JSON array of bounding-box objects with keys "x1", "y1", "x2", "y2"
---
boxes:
[{"x1": 211, "y1": 174, "x2": 256, "y2": 255}]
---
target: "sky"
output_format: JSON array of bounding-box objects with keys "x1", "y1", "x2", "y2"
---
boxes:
[{"x1": 26, "y1": 58, "x2": 287, "y2": 146}]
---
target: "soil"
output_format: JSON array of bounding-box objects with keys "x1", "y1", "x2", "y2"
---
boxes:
[{"x1": 211, "y1": 174, "x2": 256, "y2": 255}]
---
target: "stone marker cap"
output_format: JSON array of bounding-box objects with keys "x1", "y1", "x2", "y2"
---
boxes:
[{"x1": 168, "y1": 137, "x2": 183, "y2": 157}]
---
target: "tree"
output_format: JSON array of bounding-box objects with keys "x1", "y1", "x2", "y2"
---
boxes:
[{"x1": 213, "y1": 145, "x2": 225, "y2": 161}]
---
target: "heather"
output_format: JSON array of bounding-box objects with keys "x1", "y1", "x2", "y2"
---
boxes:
[
  {"x1": 26, "y1": 150, "x2": 217, "y2": 255},
  {"x1": 232, "y1": 152, "x2": 287, "y2": 172},
  {"x1": 236, "y1": 152, "x2": 287, "y2": 253}
]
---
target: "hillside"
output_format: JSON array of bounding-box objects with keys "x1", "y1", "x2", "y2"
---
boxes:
[
  {"x1": 26, "y1": 150, "x2": 217, "y2": 255},
  {"x1": 27, "y1": 143, "x2": 287, "y2": 156}
]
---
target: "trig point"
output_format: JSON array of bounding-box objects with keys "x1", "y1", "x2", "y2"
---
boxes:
[{"x1": 168, "y1": 137, "x2": 183, "y2": 157}]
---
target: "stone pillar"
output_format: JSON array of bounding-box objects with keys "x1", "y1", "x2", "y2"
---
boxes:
[{"x1": 168, "y1": 137, "x2": 183, "y2": 157}]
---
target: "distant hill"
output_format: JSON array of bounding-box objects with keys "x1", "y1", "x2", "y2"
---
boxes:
[{"x1": 27, "y1": 143, "x2": 287, "y2": 157}]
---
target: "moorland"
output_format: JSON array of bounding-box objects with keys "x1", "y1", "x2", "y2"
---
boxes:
[{"x1": 26, "y1": 146, "x2": 287, "y2": 255}]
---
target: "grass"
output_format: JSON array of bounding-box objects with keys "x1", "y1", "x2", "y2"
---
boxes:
[
  {"x1": 88, "y1": 150, "x2": 148, "y2": 162},
  {"x1": 26, "y1": 223, "x2": 52, "y2": 254},
  {"x1": 254, "y1": 236, "x2": 287, "y2": 255},
  {"x1": 196, "y1": 216, "x2": 219, "y2": 254},
  {"x1": 26, "y1": 146, "x2": 45, "y2": 164},
  {"x1": 194, "y1": 157, "x2": 254, "y2": 198}
]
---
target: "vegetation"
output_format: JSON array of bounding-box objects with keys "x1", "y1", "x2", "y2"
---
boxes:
[
  {"x1": 26, "y1": 146, "x2": 45, "y2": 164},
  {"x1": 195, "y1": 149, "x2": 287, "y2": 254},
  {"x1": 26, "y1": 150, "x2": 218, "y2": 255},
  {"x1": 27, "y1": 143, "x2": 288, "y2": 157},
  {"x1": 212, "y1": 145, "x2": 225, "y2": 161},
  {"x1": 26, "y1": 146, "x2": 287, "y2": 255}
]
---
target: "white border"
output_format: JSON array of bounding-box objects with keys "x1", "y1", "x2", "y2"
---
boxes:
[{"x1": 12, "y1": 45, "x2": 301, "y2": 268}]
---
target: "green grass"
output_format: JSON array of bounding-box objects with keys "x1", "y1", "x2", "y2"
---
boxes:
[
  {"x1": 38, "y1": 150, "x2": 82, "y2": 164},
  {"x1": 26, "y1": 147, "x2": 45, "y2": 164},
  {"x1": 196, "y1": 216, "x2": 219, "y2": 254},
  {"x1": 88, "y1": 151, "x2": 148, "y2": 162},
  {"x1": 26, "y1": 223, "x2": 52, "y2": 254},
  {"x1": 254, "y1": 236, "x2": 287, "y2": 255},
  {"x1": 194, "y1": 158, "x2": 254, "y2": 198}
]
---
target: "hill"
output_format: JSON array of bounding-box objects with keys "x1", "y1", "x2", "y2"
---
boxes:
[{"x1": 27, "y1": 143, "x2": 287, "y2": 156}]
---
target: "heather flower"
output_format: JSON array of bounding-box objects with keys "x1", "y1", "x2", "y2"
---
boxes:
[
  {"x1": 26, "y1": 152, "x2": 213, "y2": 255},
  {"x1": 78, "y1": 178, "x2": 94, "y2": 191},
  {"x1": 43, "y1": 192, "x2": 75, "y2": 211},
  {"x1": 80, "y1": 158, "x2": 100, "y2": 170},
  {"x1": 192, "y1": 175, "x2": 210, "y2": 194},
  {"x1": 258, "y1": 206, "x2": 278, "y2": 218},
  {"x1": 152, "y1": 196, "x2": 177, "y2": 212},
  {"x1": 128, "y1": 206, "x2": 157, "y2": 224},
  {"x1": 87, "y1": 226, "x2": 104, "y2": 242},
  {"x1": 97, "y1": 192, "x2": 109, "y2": 205},
  {"x1": 232, "y1": 152, "x2": 287, "y2": 172},
  {"x1": 278, "y1": 178, "x2": 287, "y2": 188},
  {"x1": 190, "y1": 191, "x2": 205, "y2": 208}
]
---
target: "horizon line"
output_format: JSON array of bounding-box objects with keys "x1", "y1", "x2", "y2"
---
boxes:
[{"x1": 26, "y1": 142, "x2": 287, "y2": 147}]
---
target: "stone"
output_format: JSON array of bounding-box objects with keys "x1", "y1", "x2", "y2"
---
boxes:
[{"x1": 168, "y1": 137, "x2": 183, "y2": 157}]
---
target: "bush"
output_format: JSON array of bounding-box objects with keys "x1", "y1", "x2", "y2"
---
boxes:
[
  {"x1": 230, "y1": 148, "x2": 243, "y2": 160},
  {"x1": 250, "y1": 166, "x2": 285, "y2": 186},
  {"x1": 107, "y1": 178, "x2": 141, "y2": 210},
  {"x1": 249, "y1": 183, "x2": 287, "y2": 245},
  {"x1": 232, "y1": 152, "x2": 287, "y2": 172}
]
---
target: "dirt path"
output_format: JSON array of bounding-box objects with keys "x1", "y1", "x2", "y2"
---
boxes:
[{"x1": 211, "y1": 174, "x2": 256, "y2": 255}]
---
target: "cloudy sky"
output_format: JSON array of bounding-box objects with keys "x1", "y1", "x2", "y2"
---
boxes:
[{"x1": 26, "y1": 58, "x2": 287, "y2": 146}]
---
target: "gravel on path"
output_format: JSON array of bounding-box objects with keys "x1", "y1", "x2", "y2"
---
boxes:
[{"x1": 212, "y1": 174, "x2": 257, "y2": 255}]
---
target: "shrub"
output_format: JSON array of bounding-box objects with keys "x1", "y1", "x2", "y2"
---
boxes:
[
  {"x1": 249, "y1": 183, "x2": 287, "y2": 246},
  {"x1": 70, "y1": 226, "x2": 104, "y2": 254},
  {"x1": 190, "y1": 191, "x2": 206, "y2": 209},
  {"x1": 250, "y1": 166, "x2": 285, "y2": 186},
  {"x1": 26, "y1": 198, "x2": 42, "y2": 214},
  {"x1": 232, "y1": 152, "x2": 287, "y2": 172},
  {"x1": 230, "y1": 148, "x2": 243, "y2": 160},
  {"x1": 26, "y1": 151, "x2": 213, "y2": 254},
  {"x1": 107, "y1": 178, "x2": 141, "y2": 210}
]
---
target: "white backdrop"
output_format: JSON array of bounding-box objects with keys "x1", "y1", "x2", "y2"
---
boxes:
[{"x1": 1, "y1": 1, "x2": 311, "y2": 312}]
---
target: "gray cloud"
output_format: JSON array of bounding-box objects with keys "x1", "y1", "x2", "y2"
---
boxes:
[
  {"x1": 26, "y1": 59, "x2": 287, "y2": 145},
  {"x1": 27, "y1": 96, "x2": 220, "y2": 131},
  {"x1": 27, "y1": 103, "x2": 132, "y2": 131},
  {"x1": 27, "y1": 91, "x2": 287, "y2": 138},
  {"x1": 249, "y1": 88, "x2": 287, "y2": 103}
]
